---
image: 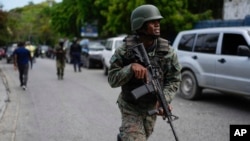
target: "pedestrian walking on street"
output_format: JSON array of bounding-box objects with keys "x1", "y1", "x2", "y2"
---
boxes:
[
  {"x1": 70, "y1": 37, "x2": 82, "y2": 72},
  {"x1": 55, "y1": 39, "x2": 66, "y2": 80},
  {"x1": 108, "y1": 4, "x2": 182, "y2": 141},
  {"x1": 13, "y1": 41, "x2": 32, "y2": 90},
  {"x1": 25, "y1": 41, "x2": 36, "y2": 68}
]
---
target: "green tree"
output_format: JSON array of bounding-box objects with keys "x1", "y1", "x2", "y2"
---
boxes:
[
  {"x1": 4, "y1": 0, "x2": 218, "y2": 45},
  {"x1": 0, "y1": 10, "x2": 9, "y2": 45},
  {"x1": 95, "y1": 0, "x2": 212, "y2": 40},
  {"x1": 50, "y1": 0, "x2": 102, "y2": 38},
  {"x1": 7, "y1": 1, "x2": 58, "y2": 45},
  {"x1": 187, "y1": 0, "x2": 223, "y2": 19}
]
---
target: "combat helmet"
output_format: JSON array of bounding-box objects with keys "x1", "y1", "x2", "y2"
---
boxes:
[{"x1": 131, "y1": 4, "x2": 163, "y2": 31}]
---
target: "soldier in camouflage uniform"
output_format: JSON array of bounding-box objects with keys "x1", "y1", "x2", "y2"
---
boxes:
[
  {"x1": 108, "y1": 4, "x2": 182, "y2": 141},
  {"x1": 55, "y1": 39, "x2": 66, "y2": 80}
]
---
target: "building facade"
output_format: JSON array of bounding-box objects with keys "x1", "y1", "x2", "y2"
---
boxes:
[{"x1": 223, "y1": 0, "x2": 250, "y2": 20}]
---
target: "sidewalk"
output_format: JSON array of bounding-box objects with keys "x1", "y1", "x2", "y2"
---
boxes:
[{"x1": 0, "y1": 68, "x2": 10, "y2": 120}]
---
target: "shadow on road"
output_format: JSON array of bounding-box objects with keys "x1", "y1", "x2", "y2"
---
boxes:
[{"x1": 177, "y1": 89, "x2": 250, "y2": 112}]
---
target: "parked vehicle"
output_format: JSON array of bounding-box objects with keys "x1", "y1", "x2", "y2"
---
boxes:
[
  {"x1": 102, "y1": 36, "x2": 126, "y2": 75},
  {"x1": 6, "y1": 44, "x2": 17, "y2": 63},
  {"x1": 0, "y1": 48, "x2": 6, "y2": 60},
  {"x1": 38, "y1": 45, "x2": 54, "y2": 58},
  {"x1": 81, "y1": 41, "x2": 105, "y2": 69},
  {"x1": 172, "y1": 27, "x2": 250, "y2": 100}
]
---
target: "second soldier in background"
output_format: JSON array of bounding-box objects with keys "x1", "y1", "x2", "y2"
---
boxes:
[{"x1": 55, "y1": 39, "x2": 66, "y2": 80}]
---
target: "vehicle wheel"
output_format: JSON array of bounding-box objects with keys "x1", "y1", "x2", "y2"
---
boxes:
[
  {"x1": 179, "y1": 71, "x2": 202, "y2": 100},
  {"x1": 86, "y1": 57, "x2": 92, "y2": 69},
  {"x1": 103, "y1": 64, "x2": 108, "y2": 76}
]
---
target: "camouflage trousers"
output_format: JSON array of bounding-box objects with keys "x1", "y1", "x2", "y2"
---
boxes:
[
  {"x1": 56, "y1": 60, "x2": 65, "y2": 78},
  {"x1": 117, "y1": 94, "x2": 157, "y2": 141}
]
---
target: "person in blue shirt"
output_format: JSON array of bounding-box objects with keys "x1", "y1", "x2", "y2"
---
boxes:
[
  {"x1": 70, "y1": 37, "x2": 82, "y2": 72},
  {"x1": 13, "y1": 41, "x2": 32, "y2": 90}
]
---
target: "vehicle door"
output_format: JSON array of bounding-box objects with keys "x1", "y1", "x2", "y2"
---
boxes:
[
  {"x1": 216, "y1": 33, "x2": 250, "y2": 94},
  {"x1": 192, "y1": 33, "x2": 219, "y2": 87},
  {"x1": 103, "y1": 39, "x2": 114, "y2": 68}
]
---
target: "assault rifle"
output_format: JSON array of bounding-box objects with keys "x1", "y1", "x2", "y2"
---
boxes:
[{"x1": 129, "y1": 43, "x2": 179, "y2": 141}]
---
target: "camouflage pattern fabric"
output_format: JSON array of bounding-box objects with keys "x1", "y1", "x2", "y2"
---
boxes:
[
  {"x1": 108, "y1": 36, "x2": 181, "y2": 141},
  {"x1": 55, "y1": 46, "x2": 66, "y2": 78},
  {"x1": 117, "y1": 94, "x2": 157, "y2": 141}
]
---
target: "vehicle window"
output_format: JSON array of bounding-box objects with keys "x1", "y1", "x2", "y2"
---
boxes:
[
  {"x1": 105, "y1": 40, "x2": 113, "y2": 51},
  {"x1": 221, "y1": 33, "x2": 248, "y2": 56},
  {"x1": 88, "y1": 42, "x2": 104, "y2": 51},
  {"x1": 114, "y1": 40, "x2": 124, "y2": 49},
  {"x1": 178, "y1": 34, "x2": 195, "y2": 51},
  {"x1": 194, "y1": 33, "x2": 218, "y2": 54}
]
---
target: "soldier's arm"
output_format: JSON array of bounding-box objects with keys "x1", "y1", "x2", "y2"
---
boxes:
[
  {"x1": 108, "y1": 46, "x2": 134, "y2": 88},
  {"x1": 162, "y1": 48, "x2": 182, "y2": 103}
]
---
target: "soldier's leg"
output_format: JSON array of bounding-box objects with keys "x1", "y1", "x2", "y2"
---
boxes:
[
  {"x1": 144, "y1": 115, "x2": 157, "y2": 139},
  {"x1": 117, "y1": 133, "x2": 122, "y2": 141},
  {"x1": 118, "y1": 103, "x2": 147, "y2": 141},
  {"x1": 119, "y1": 113, "x2": 147, "y2": 141},
  {"x1": 61, "y1": 62, "x2": 65, "y2": 79},
  {"x1": 56, "y1": 61, "x2": 60, "y2": 79},
  {"x1": 57, "y1": 67, "x2": 60, "y2": 79},
  {"x1": 60, "y1": 67, "x2": 63, "y2": 79}
]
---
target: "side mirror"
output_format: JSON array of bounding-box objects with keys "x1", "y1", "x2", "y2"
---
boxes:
[{"x1": 237, "y1": 45, "x2": 250, "y2": 57}]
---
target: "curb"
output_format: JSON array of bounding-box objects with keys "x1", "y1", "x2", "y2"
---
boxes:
[{"x1": 0, "y1": 68, "x2": 10, "y2": 120}]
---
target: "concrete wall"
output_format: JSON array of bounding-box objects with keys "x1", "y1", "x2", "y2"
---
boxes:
[{"x1": 223, "y1": 0, "x2": 250, "y2": 20}]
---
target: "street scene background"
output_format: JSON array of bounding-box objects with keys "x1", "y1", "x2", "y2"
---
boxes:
[{"x1": 0, "y1": 58, "x2": 250, "y2": 141}]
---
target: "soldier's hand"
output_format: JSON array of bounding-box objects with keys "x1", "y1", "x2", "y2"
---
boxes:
[
  {"x1": 131, "y1": 63, "x2": 148, "y2": 80},
  {"x1": 155, "y1": 101, "x2": 173, "y2": 116},
  {"x1": 155, "y1": 101, "x2": 164, "y2": 116}
]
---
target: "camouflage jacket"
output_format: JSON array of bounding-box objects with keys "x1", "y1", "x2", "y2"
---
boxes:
[{"x1": 108, "y1": 35, "x2": 181, "y2": 106}]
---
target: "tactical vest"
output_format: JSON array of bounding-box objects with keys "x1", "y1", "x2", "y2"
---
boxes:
[{"x1": 121, "y1": 35, "x2": 170, "y2": 104}]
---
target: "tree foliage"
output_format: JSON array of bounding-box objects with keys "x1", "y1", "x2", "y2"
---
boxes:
[
  {"x1": 0, "y1": 10, "x2": 9, "y2": 46},
  {"x1": 94, "y1": 0, "x2": 212, "y2": 40},
  {"x1": 2, "y1": 0, "x2": 221, "y2": 45}
]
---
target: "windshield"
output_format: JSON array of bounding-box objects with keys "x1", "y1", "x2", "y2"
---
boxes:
[
  {"x1": 88, "y1": 42, "x2": 105, "y2": 51},
  {"x1": 115, "y1": 40, "x2": 124, "y2": 49}
]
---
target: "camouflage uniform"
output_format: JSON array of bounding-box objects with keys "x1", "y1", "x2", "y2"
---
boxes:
[
  {"x1": 55, "y1": 44, "x2": 66, "y2": 80},
  {"x1": 108, "y1": 35, "x2": 181, "y2": 141}
]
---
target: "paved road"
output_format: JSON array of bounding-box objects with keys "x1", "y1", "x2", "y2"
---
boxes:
[{"x1": 0, "y1": 58, "x2": 250, "y2": 141}]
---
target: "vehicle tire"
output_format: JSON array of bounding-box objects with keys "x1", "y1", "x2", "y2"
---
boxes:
[
  {"x1": 179, "y1": 71, "x2": 202, "y2": 100},
  {"x1": 86, "y1": 57, "x2": 92, "y2": 69},
  {"x1": 103, "y1": 64, "x2": 108, "y2": 76}
]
